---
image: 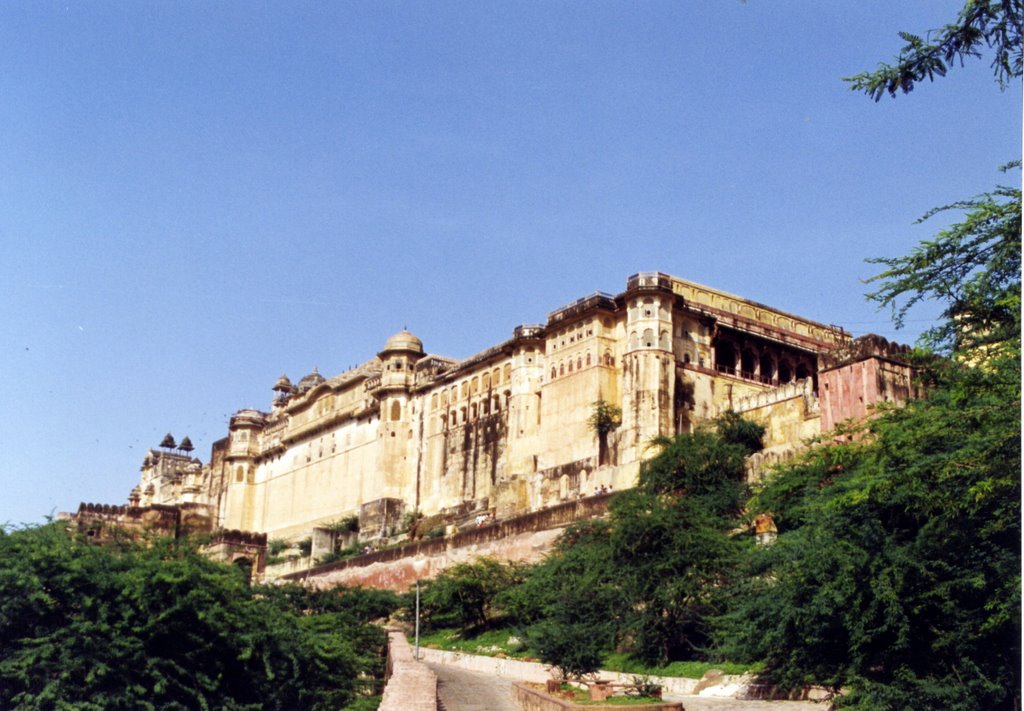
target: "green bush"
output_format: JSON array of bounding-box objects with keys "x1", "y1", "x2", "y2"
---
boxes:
[
  {"x1": 419, "y1": 559, "x2": 524, "y2": 631},
  {"x1": 0, "y1": 525, "x2": 388, "y2": 710}
]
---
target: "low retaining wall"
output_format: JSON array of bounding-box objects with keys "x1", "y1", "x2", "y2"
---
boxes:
[
  {"x1": 379, "y1": 630, "x2": 437, "y2": 711},
  {"x1": 292, "y1": 494, "x2": 615, "y2": 591},
  {"x1": 513, "y1": 682, "x2": 683, "y2": 711}
]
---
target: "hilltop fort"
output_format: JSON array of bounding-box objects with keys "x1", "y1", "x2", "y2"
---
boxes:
[{"x1": 73, "y1": 272, "x2": 915, "y2": 583}]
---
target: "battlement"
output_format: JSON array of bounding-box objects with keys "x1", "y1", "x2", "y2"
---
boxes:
[{"x1": 723, "y1": 378, "x2": 817, "y2": 416}]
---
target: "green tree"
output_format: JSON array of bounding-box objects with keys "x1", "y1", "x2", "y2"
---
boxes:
[
  {"x1": 718, "y1": 65, "x2": 1020, "y2": 707},
  {"x1": 845, "y1": 0, "x2": 1023, "y2": 100},
  {"x1": 612, "y1": 413, "x2": 762, "y2": 665},
  {"x1": 502, "y1": 520, "x2": 622, "y2": 678},
  {"x1": 589, "y1": 399, "x2": 622, "y2": 465},
  {"x1": 720, "y1": 353, "x2": 1020, "y2": 709},
  {"x1": 867, "y1": 163, "x2": 1021, "y2": 360},
  {"x1": 419, "y1": 558, "x2": 525, "y2": 632},
  {"x1": 505, "y1": 413, "x2": 763, "y2": 670},
  {"x1": 0, "y1": 524, "x2": 390, "y2": 710},
  {"x1": 717, "y1": 7, "x2": 1023, "y2": 699}
]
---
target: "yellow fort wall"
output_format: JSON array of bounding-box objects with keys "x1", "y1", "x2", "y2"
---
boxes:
[{"x1": 133, "y1": 272, "x2": 866, "y2": 545}]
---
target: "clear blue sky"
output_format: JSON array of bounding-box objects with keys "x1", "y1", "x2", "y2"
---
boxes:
[{"x1": 1, "y1": 1, "x2": 1019, "y2": 525}]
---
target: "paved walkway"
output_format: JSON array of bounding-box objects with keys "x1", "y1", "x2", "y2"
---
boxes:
[
  {"x1": 426, "y1": 660, "x2": 824, "y2": 711},
  {"x1": 422, "y1": 644, "x2": 826, "y2": 711},
  {"x1": 428, "y1": 663, "x2": 520, "y2": 711}
]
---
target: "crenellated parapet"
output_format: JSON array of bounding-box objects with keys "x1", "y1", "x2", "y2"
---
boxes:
[{"x1": 722, "y1": 377, "x2": 817, "y2": 417}]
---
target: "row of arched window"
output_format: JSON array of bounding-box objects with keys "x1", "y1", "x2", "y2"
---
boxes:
[
  {"x1": 437, "y1": 390, "x2": 512, "y2": 430},
  {"x1": 549, "y1": 349, "x2": 615, "y2": 380},
  {"x1": 429, "y1": 363, "x2": 513, "y2": 411},
  {"x1": 627, "y1": 296, "x2": 670, "y2": 322},
  {"x1": 713, "y1": 340, "x2": 814, "y2": 385},
  {"x1": 549, "y1": 319, "x2": 604, "y2": 351},
  {"x1": 627, "y1": 329, "x2": 672, "y2": 351}
]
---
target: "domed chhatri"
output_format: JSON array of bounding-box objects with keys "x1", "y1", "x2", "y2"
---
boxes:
[
  {"x1": 272, "y1": 374, "x2": 294, "y2": 393},
  {"x1": 297, "y1": 368, "x2": 326, "y2": 393},
  {"x1": 381, "y1": 329, "x2": 424, "y2": 355}
]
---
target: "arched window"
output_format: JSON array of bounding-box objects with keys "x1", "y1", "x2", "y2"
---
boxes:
[
  {"x1": 390, "y1": 400, "x2": 402, "y2": 421},
  {"x1": 493, "y1": 367, "x2": 501, "y2": 385},
  {"x1": 482, "y1": 372, "x2": 491, "y2": 389},
  {"x1": 741, "y1": 350, "x2": 756, "y2": 378},
  {"x1": 560, "y1": 363, "x2": 565, "y2": 376},
  {"x1": 568, "y1": 360, "x2": 574, "y2": 373},
  {"x1": 470, "y1": 403, "x2": 477, "y2": 420},
  {"x1": 604, "y1": 350, "x2": 614, "y2": 366},
  {"x1": 440, "y1": 391, "x2": 448, "y2": 407},
  {"x1": 430, "y1": 393, "x2": 438, "y2": 410},
  {"x1": 577, "y1": 357, "x2": 582, "y2": 370},
  {"x1": 493, "y1": 395, "x2": 501, "y2": 411},
  {"x1": 759, "y1": 353, "x2": 775, "y2": 383},
  {"x1": 471, "y1": 377, "x2": 478, "y2": 394},
  {"x1": 628, "y1": 332, "x2": 639, "y2": 350},
  {"x1": 778, "y1": 361, "x2": 793, "y2": 384},
  {"x1": 643, "y1": 328, "x2": 654, "y2": 348},
  {"x1": 503, "y1": 363, "x2": 512, "y2": 381},
  {"x1": 551, "y1": 366, "x2": 557, "y2": 380},
  {"x1": 235, "y1": 465, "x2": 244, "y2": 483},
  {"x1": 715, "y1": 341, "x2": 737, "y2": 374},
  {"x1": 586, "y1": 352, "x2": 592, "y2": 366}
]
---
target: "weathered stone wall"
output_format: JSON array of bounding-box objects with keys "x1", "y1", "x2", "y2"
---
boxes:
[
  {"x1": 819, "y1": 355, "x2": 914, "y2": 432},
  {"x1": 286, "y1": 494, "x2": 613, "y2": 589}
]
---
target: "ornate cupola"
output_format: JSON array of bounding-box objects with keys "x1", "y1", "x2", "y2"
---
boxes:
[
  {"x1": 377, "y1": 329, "x2": 424, "y2": 394},
  {"x1": 272, "y1": 373, "x2": 294, "y2": 405}
]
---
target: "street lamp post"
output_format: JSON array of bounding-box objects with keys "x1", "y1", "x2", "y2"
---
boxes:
[{"x1": 414, "y1": 578, "x2": 421, "y2": 661}]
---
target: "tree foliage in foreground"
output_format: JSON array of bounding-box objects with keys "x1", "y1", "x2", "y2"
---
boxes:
[
  {"x1": 845, "y1": 0, "x2": 1023, "y2": 99},
  {"x1": 718, "y1": 12, "x2": 1024, "y2": 705},
  {"x1": 719, "y1": 355, "x2": 1020, "y2": 709},
  {"x1": 0, "y1": 525, "x2": 394, "y2": 710},
  {"x1": 867, "y1": 163, "x2": 1021, "y2": 360},
  {"x1": 719, "y1": 160, "x2": 1021, "y2": 709}
]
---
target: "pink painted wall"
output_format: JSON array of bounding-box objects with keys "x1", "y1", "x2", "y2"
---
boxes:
[{"x1": 819, "y1": 356, "x2": 914, "y2": 432}]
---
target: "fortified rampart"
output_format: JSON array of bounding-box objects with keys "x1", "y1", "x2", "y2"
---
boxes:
[{"x1": 73, "y1": 273, "x2": 914, "y2": 580}]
